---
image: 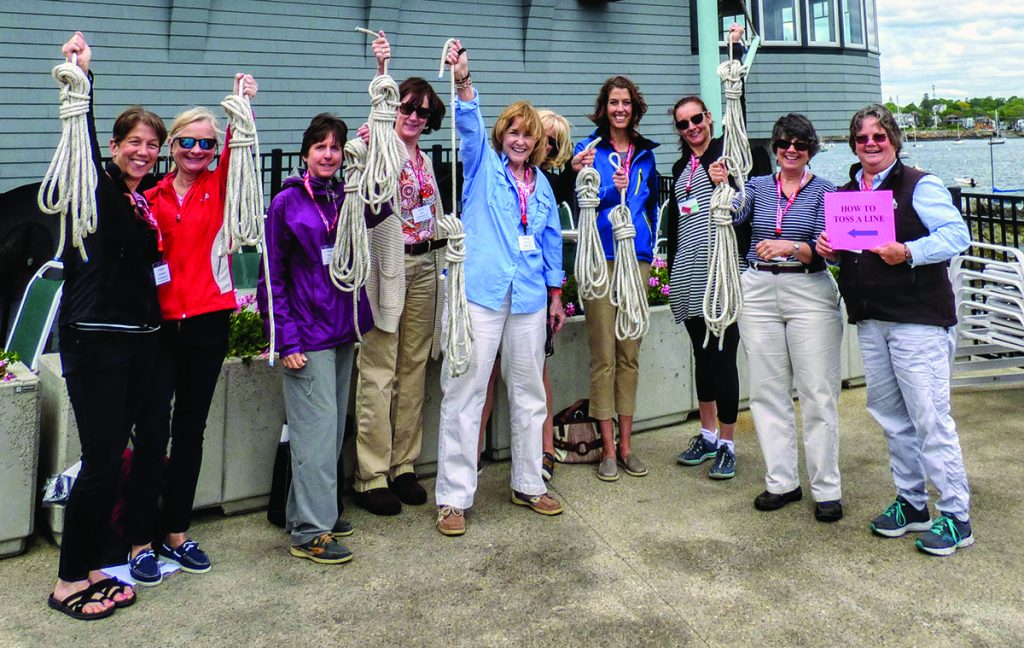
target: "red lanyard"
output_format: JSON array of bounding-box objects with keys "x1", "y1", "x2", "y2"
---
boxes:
[
  {"x1": 860, "y1": 173, "x2": 874, "y2": 192},
  {"x1": 684, "y1": 154, "x2": 699, "y2": 197},
  {"x1": 775, "y1": 169, "x2": 808, "y2": 235},
  {"x1": 510, "y1": 165, "x2": 533, "y2": 233},
  {"x1": 126, "y1": 190, "x2": 163, "y2": 252},
  {"x1": 303, "y1": 172, "x2": 340, "y2": 233},
  {"x1": 617, "y1": 142, "x2": 635, "y2": 180}
]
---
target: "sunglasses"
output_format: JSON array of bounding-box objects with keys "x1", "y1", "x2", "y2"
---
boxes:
[
  {"x1": 674, "y1": 111, "x2": 708, "y2": 130},
  {"x1": 547, "y1": 136, "x2": 558, "y2": 150},
  {"x1": 175, "y1": 137, "x2": 216, "y2": 150},
  {"x1": 773, "y1": 139, "x2": 811, "y2": 152},
  {"x1": 398, "y1": 102, "x2": 431, "y2": 119},
  {"x1": 854, "y1": 133, "x2": 888, "y2": 145}
]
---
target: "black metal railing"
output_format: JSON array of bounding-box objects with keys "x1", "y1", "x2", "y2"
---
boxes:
[{"x1": 954, "y1": 187, "x2": 1024, "y2": 260}]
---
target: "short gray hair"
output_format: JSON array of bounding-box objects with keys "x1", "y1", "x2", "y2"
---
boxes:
[{"x1": 848, "y1": 104, "x2": 902, "y2": 155}]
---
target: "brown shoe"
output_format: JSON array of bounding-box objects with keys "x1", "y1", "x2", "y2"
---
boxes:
[
  {"x1": 511, "y1": 490, "x2": 563, "y2": 515},
  {"x1": 436, "y1": 505, "x2": 465, "y2": 536}
]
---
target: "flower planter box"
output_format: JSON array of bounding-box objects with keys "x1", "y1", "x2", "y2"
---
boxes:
[{"x1": 0, "y1": 361, "x2": 40, "y2": 558}]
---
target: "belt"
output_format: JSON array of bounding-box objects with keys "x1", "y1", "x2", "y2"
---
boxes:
[
  {"x1": 404, "y1": 239, "x2": 448, "y2": 255},
  {"x1": 752, "y1": 262, "x2": 817, "y2": 275}
]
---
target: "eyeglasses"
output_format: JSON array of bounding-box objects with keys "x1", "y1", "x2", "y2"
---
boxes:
[
  {"x1": 175, "y1": 137, "x2": 216, "y2": 150},
  {"x1": 854, "y1": 133, "x2": 888, "y2": 146},
  {"x1": 674, "y1": 111, "x2": 708, "y2": 130},
  {"x1": 773, "y1": 139, "x2": 811, "y2": 152},
  {"x1": 398, "y1": 102, "x2": 431, "y2": 120}
]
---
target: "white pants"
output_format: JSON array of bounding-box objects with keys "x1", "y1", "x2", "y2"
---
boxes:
[
  {"x1": 858, "y1": 320, "x2": 970, "y2": 518},
  {"x1": 435, "y1": 292, "x2": 547, "y2": 509},
  {"x1": 739, "y1": 270, "x2": 843, "y2": 501}
]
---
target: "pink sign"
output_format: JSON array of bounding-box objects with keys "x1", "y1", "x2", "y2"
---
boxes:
[{"x1": 824, "y1": 190, "x2": 896, "y2": 251}]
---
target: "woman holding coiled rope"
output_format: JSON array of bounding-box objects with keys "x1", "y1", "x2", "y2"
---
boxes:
[
  {"x1": 122, "y1": 72, "x2": 259, "y2": 585},
  {"x1": 48, "y1": 32, "x2": 166, "y2": 620},
  {"x1": 433, "y1": 39, "x2": 566, "y2": 537},
  {"x1": 571, "y1": 76, "x2": 659, "y2": 483}
]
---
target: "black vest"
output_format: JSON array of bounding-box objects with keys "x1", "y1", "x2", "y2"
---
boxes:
[{"x1": 836, "y1": 161, "x2": 957, "y2": 327}]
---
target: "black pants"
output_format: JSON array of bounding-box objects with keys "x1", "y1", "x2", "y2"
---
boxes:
[
  {"x1": 58, "y1": 326, "x2": 157, "y2": 581},
  {"x1": 123, "y1": 310, "x2": 230, "y2": 545},
  {"x1": 683, "y1": 317, "x2": 740, "y2": 425}
]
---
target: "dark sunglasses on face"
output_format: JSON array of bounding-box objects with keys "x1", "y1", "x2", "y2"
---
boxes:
[
  {"x1": 398, "y1": 102, "x2": 431, "y2": 119},
  {"x1": 547, "y1": 136, "x2": 558, "y2": 150},
  {"x1": 773, "y1": 139, "x2": 811, "y2": 152},
  {"x1": 175, "y1": 137, "x2": 217, "y2": 150},
  {"x1": 674, "y1": 111, "x2": 707, "y2": 130},
  {"x1": 855, "y1": 133, "x2": 888, "y2": 145}
]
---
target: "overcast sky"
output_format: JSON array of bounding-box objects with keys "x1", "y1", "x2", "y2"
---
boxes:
[{"x1": 878, "y1": 0, "x2": 1024, "y2": 103}]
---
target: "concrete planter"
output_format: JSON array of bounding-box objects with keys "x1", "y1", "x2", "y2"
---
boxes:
[{"x1": 0, "y1": 361, "x2": 40, "y2": 558}]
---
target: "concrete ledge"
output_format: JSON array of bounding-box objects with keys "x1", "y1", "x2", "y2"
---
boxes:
[{"x1": 0, "y1": 361, "x2": 40, "y2": 558}]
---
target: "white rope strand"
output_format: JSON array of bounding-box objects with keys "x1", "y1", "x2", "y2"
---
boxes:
[
  {"x1": 328, "y1": 136, "x2": 372, "y2": 341},
  {"x1": 38, "y1": 54, "x2": 97, "y2": 262},
  {"x1": 573, "y1": 137, "x2": 609, "y2": 301},
  {"x1": 437, "y1": 37, "x2": 474, "y2": 377},
  {"x1": 606, "y1": 152, "x2": 649, "y2": 341}
]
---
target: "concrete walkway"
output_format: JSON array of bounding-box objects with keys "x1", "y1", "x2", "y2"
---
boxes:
[{"x1": 1, "y1": 384, "x2": 1021, "y2": 646}]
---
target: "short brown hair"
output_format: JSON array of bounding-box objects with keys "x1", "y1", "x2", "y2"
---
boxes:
[
  {"x1": 398, "y1": 77, "x2": 445, "y2": 134},
  {"x1": 301, "y1": 113, "x2": 348, "y2": 158},
  {"x1": 670, "y1": 96, "x2": 710, "y2": 150},
  {"x1": 848, "y1": 104, "x2": 902, "y2": 155},
  {"x1": 589, "y1": 76, "x2": 648, "y2": 134},
  {"x1": 491, "y1": 100, "x2": 546, "y2": 168},
  {"x1": 112, "y1": 106, "x2": 167, "y2": 146}
]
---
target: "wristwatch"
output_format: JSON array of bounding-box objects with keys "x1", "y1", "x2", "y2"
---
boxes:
[{"x1": 792, "y1": 242, "x2": 801, "y2": 256}]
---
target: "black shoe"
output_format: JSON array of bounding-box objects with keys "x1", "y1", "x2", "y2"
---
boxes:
[
  {"x1": 754, "y1": 486, "x2": 803, "y2": 511},
  {"x1": 815, "y1": 500, "x2": 844, "y2": 523},
  {"x1": 354, "y1": 487, "x2": 402, "y2": 516},
  {"x1": 389, "y1": 473, "x2": 427, "y2": 506}
]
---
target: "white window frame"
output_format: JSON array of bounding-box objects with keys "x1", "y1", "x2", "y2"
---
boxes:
[
  {"x1": 864, "y1": 0, "x2": 880, "y2": 52},
  {"x1": 760, "y1": 0, "x2": 803, "y2": 46},
  {"x1": 805, "y1": 0, "x2": 840, "y2": 47},
  {"x1": 841, "y1": 0, "x2": 867, "y2": 49},
  {"x1": 718, "y1": 11, "x2": 749, "y2": 46}
]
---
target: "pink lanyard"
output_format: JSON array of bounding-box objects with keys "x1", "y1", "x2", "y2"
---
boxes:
[
  {"x1": 775, "y1": 169, "x2": 808, "y2": 235},
  {"x1": 860, "y1": 173, "x2": 873, "y2": 192},
  {"x1": 409, "y1": 150, "x2": 433, "y2": 201},
  {"x1": 684, "y1": 154, "x2": 699, "y2": 198},
  {"x1": 510, "y1": 165, "x2": 533, "y2": 233},
  {"x1": 303, "y1": 172, "x2": 339, "y2": 233},
  {"x1": 617, "y1": 142, "x2": 635, "y2": 180}
]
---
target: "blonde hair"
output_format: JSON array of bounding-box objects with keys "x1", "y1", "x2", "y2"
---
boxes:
[
  {"x1": 490, "y1": 100, "x2": 546, "y2": 168},
  {"x1": 166, "y1": 107, "x2": 222, "y2": 172},
  {"x1": 538, "y1": 109, "x2": 573, "y2": 170}
]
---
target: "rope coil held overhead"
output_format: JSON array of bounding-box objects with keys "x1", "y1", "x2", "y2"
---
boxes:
[
  {"x1": 606, "y1": 152, "x2": 649, "y2": 341},
  {"x1": 329, "y1": 136, "x2": 372, "y2": 341},
  {"x1": 573, "y1": 137, "x2": 609, "y2": 301},
  {"x1": 38, "y1": 53, "x2": 97, "y2": 262}
]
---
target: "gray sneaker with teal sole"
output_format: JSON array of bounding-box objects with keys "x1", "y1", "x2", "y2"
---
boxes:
[
  {"x1": 869, "y1": 496, "x2": 932, "y2": 538},
  {"x1": 916, "y1": 514, "x2": 974, "y2": 556}
]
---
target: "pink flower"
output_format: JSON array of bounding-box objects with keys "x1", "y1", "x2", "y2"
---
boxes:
[
  {"x1": 648, "y1": 277, "x2": 659, "y2": 287},
  {"x1": 565, "y1": 303, "x2": 577, "y2": 317},
  {"x1": 661, "y1": 285, "x2": 671, "y2": 296},
  {"x1": 652, "y1": 258, "x2": 667, "y2": 269}
]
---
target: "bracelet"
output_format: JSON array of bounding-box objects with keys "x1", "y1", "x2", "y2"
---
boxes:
[
  {"x1": 454, "y1": 73, "x2": 472, "y2": 90},
  {"x1": 903, "y1": 243, "x2": 913, "y2": 264},
  {"x1": 456, "y1": 47, "x2": 467, "y2": 57}
]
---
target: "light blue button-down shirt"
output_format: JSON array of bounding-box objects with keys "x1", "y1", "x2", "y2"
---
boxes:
[
  {"x1": 455, "y1": 90, "x2": 563, "y2": 314},
  {"x1": 857, "y1": 161, "x2": 970, "y2": 266}
]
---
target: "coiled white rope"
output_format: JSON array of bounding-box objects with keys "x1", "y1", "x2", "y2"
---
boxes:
[
  {"x1": 606, "y1": 152, "x2": 649, "y2": 341},
  {"x1": 329, "y1": 136, "x2": 372, "y2": 340},
  {"x1": 355, "y1": 27, "x2": 407, "y2": 215},
  {"x1": 573, "y1": 137, "x2": 609, "y2": 301},
  {"x1": 38, "y1": 54, "x2": 97, "y2": 262},
  {"x1": 437, "y1": 37, "x2": 474, "y2": 377},
  {"x1": 701, "y1": 54, "x2": 752, "y2": 349}
]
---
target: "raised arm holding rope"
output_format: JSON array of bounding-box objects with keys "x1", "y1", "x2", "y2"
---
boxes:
[
  {"x1": 433, "y1": 38, "x2": 565, "y2": 537},
  {"x1": 47, "y1": 31, "x2": 166, "y2": 621},
  {"x1": 571, "y1": 75, "x2": 659, "y2": 484},
  {"x1": 121, "y1": 72, "x2": 259, "y2": 586}
]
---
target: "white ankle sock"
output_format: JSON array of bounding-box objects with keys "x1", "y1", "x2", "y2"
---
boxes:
[
  {"x1": 700, "y1": 428, "x2": 718, "y2": 445},
  {"x1": 719, "y1": 438, "x2": 735, "y2": 452}
]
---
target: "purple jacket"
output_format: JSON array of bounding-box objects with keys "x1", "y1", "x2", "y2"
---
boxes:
[{"x1": 257, "y1": 174, "x2": 387, "y2": 356}]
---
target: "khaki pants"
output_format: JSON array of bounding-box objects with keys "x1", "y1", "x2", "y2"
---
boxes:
[
  {"x1": 583, "y1": 261, "x2": 650, "y2": 421},
  {"x1": 354, "y1": 253, "x2": 437, "y2": 491}
]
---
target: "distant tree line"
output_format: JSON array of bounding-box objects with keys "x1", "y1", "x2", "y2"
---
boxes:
[{"x1": 885, "y1": 95, "x2": 1024, "y2": 128}]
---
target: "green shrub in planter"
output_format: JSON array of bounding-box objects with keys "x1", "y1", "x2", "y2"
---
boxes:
[{"x1": 228, "y1": 295, "x2": 268, "y2": 361}]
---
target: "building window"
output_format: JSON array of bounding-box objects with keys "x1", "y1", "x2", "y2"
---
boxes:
[
  {"x1": 842, "y1": 0, "x2": 865, "y2": 48},
  {"x1": 720, "y1": 12, "x2": 748, "y2": 43},
  {"x1": 807, "y1": 0, "x2": 838, "y2": 45},
  {"x1": 864, "y1": 0, "x2": 879, "y2": 51},
  {"x1": 761, "y1": 0, "x2": 801, "y2": 44}
]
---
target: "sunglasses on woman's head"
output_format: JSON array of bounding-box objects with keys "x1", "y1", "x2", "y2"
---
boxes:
[
  {"x1": 854, "y1": 133, "x2": 888, "y2": 145},
  {"x1": 175, "y1": 137, "x2": 216, "y2": 150},
  {"x1": 398, "y1": 103, "x2": 431, "y2": 119},
  {"x1": 773, "y1": 139, "x2": 811, "y2": 152},
  {"x1": 674, "y1": 111, "x2": 707, "y2": 130}
]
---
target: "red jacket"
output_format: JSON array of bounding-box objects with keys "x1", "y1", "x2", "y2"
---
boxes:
[{"x1": 145, "y1": 132, "x2": 237, "y2": 320}]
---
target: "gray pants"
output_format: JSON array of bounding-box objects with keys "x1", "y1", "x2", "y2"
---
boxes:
[{"x1": 282, "y1": 345, "x2": 355, "y2": 545}]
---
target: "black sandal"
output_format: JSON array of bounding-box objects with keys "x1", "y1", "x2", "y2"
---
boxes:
[
  {"x1": 89, "y1": 577, "x2": 136, "y2": 609},
  {"x1": 47, "y1": 587, "x2": 115, "y2": 621}
]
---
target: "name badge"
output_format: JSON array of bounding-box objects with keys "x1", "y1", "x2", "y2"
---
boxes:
[
  {"x1": 679, "y1": 197, "x2": 699, "y2": 218},
  {"x1": 518, "y1": 235, "x2": 537, "y2": 252},
  {"x1": 412, "y1": 205, "x2": 433, "y2": 224},
  {"x1": 321, "y1": 246, "x2": 333, "y2": 266},
  {"x1": 153, "y1": 263, "x2": 171, "y2": 286}
]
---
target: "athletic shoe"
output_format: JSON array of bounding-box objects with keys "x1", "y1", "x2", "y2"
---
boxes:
[
  {"x1": 708, "y1": 445, "x2": 736, "y2": 480},
  {"x1": 159, "y1": 539, "x2": 211, "y2": 574},
  {"x1": 916, "y1": 514, "x2": 974, "y2": 556},
  {"x1": 869, "y1": 496, "x2": 932, "y2": 538},
  {"x1": 289, "y1": 533, "x2": 353, "y2": 564},
  {"x1": 128, "y1": 548, "x2": 162, "y2": 586},
  {"x1": 677, "y1": 434, "x2": 717, "y2": 465}
]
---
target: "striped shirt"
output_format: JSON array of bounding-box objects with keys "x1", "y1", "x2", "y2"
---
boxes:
[{"x1": 734, "y1": 174, "x2": 836, "y2": 267}]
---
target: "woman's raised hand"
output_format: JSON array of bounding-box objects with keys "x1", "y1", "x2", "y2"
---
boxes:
[
  {"x1": 233, "y1": 73, "x2": 259, "y2": 98},
  {"x1": 571, "y1": 148, "x2": 596, "y2": 172},
  {"x1": 709, "y1": 160, "x2": 728, "y2": 185},
  {"x1": 446, "y1": 38, "x2": 468, "y2": 78},
  {"x1": 372, "y1": 31, "x2": 391, "y2": 74},
  {"x1": 728, "y1": 22, "x2": 744, "y2": 43},
  {"x1": 62, "y1": 31, "x2": 91, "y2": 73},
  {"x1": 356, "y1": 123, "x2": 370, "y2": 144}
]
